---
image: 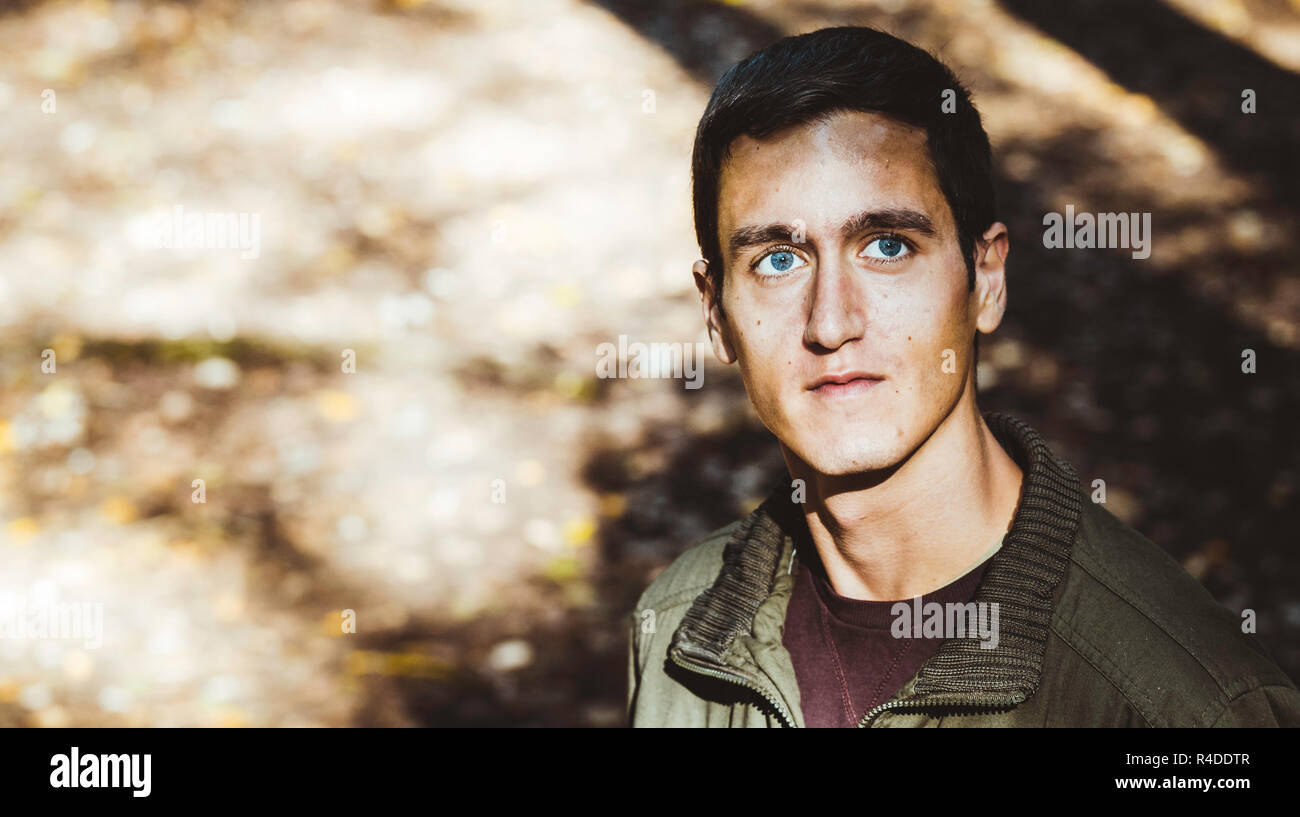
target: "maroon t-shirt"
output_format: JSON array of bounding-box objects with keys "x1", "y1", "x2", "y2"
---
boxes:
[{"x1": 782, "y1": 547, "x2": 991, "y2": 728}]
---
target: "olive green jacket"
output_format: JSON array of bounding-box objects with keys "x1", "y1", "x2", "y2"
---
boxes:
[{"x1": 626, "y1": 412, "x2": 1300, "y2": 727}]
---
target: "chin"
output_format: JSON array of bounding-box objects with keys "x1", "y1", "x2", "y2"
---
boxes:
[{"x1": 787, "y1": 429, "x2": 910, "y2": 477}]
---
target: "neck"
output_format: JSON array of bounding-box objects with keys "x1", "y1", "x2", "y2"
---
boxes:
[{"x1": 785, "y1": 380, "x2": 1024, "y2": 601}]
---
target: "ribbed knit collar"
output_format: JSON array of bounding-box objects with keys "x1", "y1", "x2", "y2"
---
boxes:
[{"x1": 668, "y1": 411, "x2": 1082, "y2": 707}]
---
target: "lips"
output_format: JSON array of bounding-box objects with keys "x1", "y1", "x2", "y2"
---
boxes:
[{"x1": 808, "y1": 371, "x2": 885, "y2": 396}]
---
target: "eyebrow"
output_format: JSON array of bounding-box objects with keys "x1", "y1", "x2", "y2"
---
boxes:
[
  {"x1": 840, "y1": 208, "x2": 936, "y2": 239},
  {"x1": 726, "y1": 208, "x2": 937, "y2": 261}
]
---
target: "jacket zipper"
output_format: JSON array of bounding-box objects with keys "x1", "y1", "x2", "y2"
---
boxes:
[
  {"x1": 670, "y1": 651, "x2": 797, "y2": 728},
  {"x1": 673, "y1": 648, "x2": 1024, "y2": 728},
  {"x1": 857, "y1": 692, "x2": 1025, "y2": 727}
]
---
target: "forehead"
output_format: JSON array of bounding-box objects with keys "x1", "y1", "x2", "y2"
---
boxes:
[{"x1": 717, "y1": 110, "x2": 950, "y2": 236}]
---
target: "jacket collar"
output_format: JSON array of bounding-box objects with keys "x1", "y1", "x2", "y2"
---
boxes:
[{"x1": 668, "y1": 411, "x2": 1082, "y2": 707}]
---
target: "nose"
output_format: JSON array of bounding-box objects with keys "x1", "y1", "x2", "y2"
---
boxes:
[{"x1": 803, "y1": 255, "x2": 867, "y2": 352}]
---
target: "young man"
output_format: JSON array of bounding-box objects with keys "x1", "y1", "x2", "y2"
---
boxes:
[{"x1": 626, "y1": 26, "x2": 1300, "y2": 727}]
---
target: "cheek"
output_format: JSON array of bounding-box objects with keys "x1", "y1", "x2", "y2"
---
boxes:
[
  {"x1": 728, "y1": 305, "x2": 804, "y2": 418},
  {"x1": 729, "y1": 289, "x2": 803, "y2": 357},
  {"x1": 735, "y1": 324, "x2": 790, "y2": 398},
  {"x1": 876, "y1": 274, "x2": 970, "y2": 378}
]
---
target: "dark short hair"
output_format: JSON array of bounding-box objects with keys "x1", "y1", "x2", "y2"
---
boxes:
[{"x1": 692, "y1": 26, "x2": 995, "y2": 298}]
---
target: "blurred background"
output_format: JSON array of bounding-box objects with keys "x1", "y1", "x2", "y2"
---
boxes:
[{"x1": 0, "y1": 0, "x2": 1297, "y2": 726}]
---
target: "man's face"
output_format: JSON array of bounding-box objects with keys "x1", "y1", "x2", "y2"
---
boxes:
[{"x1": 700, "y1": 109, "x2": 1004, "y2": 476}]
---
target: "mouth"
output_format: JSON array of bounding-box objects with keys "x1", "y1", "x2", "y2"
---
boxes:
[{"x1": 807, "y1": 371, "x2": 886, "y2": 397}]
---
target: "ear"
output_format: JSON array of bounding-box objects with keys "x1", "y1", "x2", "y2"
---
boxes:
[
  {"x1": 972, "y1": 222, "x2": 1009, "y2": 335},
  {"x1": 693, "y1": 260, "x2": 737, "y2": 364}
]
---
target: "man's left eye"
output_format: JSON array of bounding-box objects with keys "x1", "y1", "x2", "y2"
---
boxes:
[{"x1": 861, "y1": 236, "x2": 910, "y2": 260}]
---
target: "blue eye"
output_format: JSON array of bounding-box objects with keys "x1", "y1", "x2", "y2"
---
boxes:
[
  {"x1": 863, "y1": 236, "x2": 910, "y2": 260},
  {"x1": 755, "y1": 249, "x2": 807, "y2": 276}
]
